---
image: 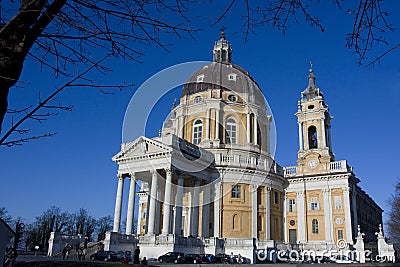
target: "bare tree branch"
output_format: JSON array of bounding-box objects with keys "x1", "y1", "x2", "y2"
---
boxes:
[{"x1": 0, "y1": 55, "x2": 112, "y2": 146}]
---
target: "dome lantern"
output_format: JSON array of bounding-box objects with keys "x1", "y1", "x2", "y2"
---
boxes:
[{"x1": 213, "y1": 26, "x2": 232, "y2": 64}]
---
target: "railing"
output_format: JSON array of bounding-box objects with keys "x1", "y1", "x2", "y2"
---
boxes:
[
  {"x1": 225, "y1": 238, "x2": 254, "y2": 247},
  {"x1": 214, "y1": 153, "x2": 283, "y2": 175},
  {"x1": 283, "y1": 160, "x2": 352, "y2": 178},
  {"x1": 329, "y1": 160, "x2": 352, "y2": 172}
]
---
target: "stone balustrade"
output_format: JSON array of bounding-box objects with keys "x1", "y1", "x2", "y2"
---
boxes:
[
  {"x1": 283, "y1": 160, "x2": 352, "y2": 178},
  {"x1": 214, "y1": 153, "x2": 283, "y2": 175}
]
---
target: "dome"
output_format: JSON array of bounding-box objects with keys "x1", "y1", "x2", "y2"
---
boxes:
[
  {"x1": 181, "y1": 62, "x2": 266, "y2": 109},
  {"x1": 181, "y1": 29, "x2": 266, "y2": 109}
]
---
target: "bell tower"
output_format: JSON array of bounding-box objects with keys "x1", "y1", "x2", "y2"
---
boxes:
[{"x1": 296, "y1": 63, "x2": 334, "y2": 173}]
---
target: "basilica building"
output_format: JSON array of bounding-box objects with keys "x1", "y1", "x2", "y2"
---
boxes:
[{"x1": 106, "y1": 31, "x2": 383, "y2": 262}]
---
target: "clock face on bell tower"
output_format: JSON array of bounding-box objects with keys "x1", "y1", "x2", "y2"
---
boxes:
[{"x1": 295, "y1": 63, "x2": 334, "y2": 173}]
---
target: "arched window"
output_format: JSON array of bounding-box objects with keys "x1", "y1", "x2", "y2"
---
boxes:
[
  {"x1": 226, "y1": 117, "x2": 237, "y2": 144},
  {"x1": 308, "y1": 126, "x2": 318, "y2": 149},
  {"x1": 233, "y1": 214, "x2": 240, "y2": 230},
  {"x1": 312, "y1": 219, "x2": 319, "y2": 234},
  {"x1": 193, "y1": 119, "x2": 203, "y2": 145}
]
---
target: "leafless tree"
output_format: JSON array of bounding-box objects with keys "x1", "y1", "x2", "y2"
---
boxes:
[
  {"x1": 0, "y1": 0, "x2": 397, "y2": 146},
  {"x1": 0, "y1": 207, "x2": 12, "y2": 224},
  {"x1": 387, "y1": 179, "x2": 400, "y2": 250},
  {"x1": 215, "y1": 0, "x2": 396, "y2": 66},
  {"x1": 0, "y1": 0, "x2": 194, "y2": 145}
]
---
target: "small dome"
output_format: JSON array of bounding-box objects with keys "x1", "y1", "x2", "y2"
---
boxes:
[{"x1": 181, "y1": 62, "x2": 266, "y2": 108}]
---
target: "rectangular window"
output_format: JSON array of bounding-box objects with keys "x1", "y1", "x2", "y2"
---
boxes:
[
  {"x1": 288, "y1": 199, "x2": 296, "y2": 212},
  {"x1": 231, "y1": 185, "x2": 241, "y2": 198},
  {"x1": 338, "y1": 229, "x2": 344, "y2": 240},
  {"x1": 335, "y1": 196, "x2": 342, "y2": 210},
  {"x1": 274, "y1": 191, "x2": 279, "y2": 204},
  {"x1": 309, "y1": 197, "x2": 320, "y2": 210}
]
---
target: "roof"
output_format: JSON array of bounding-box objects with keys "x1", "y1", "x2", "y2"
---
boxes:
[{"x1": 181, "y1": 62, "x2": 266, "y2": 108}]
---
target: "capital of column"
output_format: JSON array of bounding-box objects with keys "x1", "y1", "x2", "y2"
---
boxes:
[
  {"x1": 266, "y1": 186, "x2": 272, "y2": 193},
  {"x1": 214, "y1": 182, "x2": 221, "y2": 191},
  {"x1": 128, "y1": 173, "x2": 136, "y2": 180},
  {"x1": 342, "y1": 187, "x2": 350, "y2": 195},
  {"x1": 117, "y1": 174, "x2": 126, "y2": 181},
  {"x1": 165, "y1": 168, "x2": 172, "y2": 175},
  {"x1": 251, "y1": 183, "x2": 259, "y2": 192},
  {"x1": 322, "y1": 188, "x2": 331, "y2": 195},
  {"x1": 296, "y1": 190, "x2": 305, "y2": 198}
]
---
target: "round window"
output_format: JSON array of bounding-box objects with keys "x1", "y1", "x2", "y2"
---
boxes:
[
  {"x1": 308, "y1": 105, "x2": 314, "y2": 109},
  {"x1": 289, "y1": 220, "x2": 296, "y2": 226},
  {"x1": 228, "y1": 95, "x2": 237, "y2": 102},
  {"x1": 336, "y1": 217, "x2": 343, "y2": 225},
  {"x1": 194, "y1": 96, "x2": 202, "y2": 103}
]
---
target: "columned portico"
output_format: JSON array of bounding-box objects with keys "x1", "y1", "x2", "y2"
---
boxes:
[
  {"x1": 174, "y1": 173, "x2": 184, "y2": 235},
  {"x1": 147, "y1": 170, "x2": 158, "y2": 235},
  {"x1": 162, "y1": 169, "x2": 173, "y2": 235},
  {"x1": 113, "y1": 174, "x2": 125, "y2": 233},
  {"x1": 190, "y1": 179, "x2": 200, "y2": 237},
  {"x1": 213, "y1": 182, "x2": 221, "y2": 237},
  {"x1": 126, "y1": 174, "x2": 137, "y2": 235},
  {"x1": 201, "y1": 185, "x2": 211, "y2": 237}
]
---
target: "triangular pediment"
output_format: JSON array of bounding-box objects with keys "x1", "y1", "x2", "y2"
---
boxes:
[{"x1": 112, "y1": 136, "x2": 172, "y2": 161}]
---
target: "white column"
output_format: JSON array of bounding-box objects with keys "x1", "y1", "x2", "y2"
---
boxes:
[
  {"x1": 190, "y1": 179, "x2": 200, "y2": 236},
  {"x1": 343, "y1": 187, "x2": 353, "y2": 243},
  {"x1": 298, "y1": 122, "x2": 303, "y2": 150},
  {"x1": 213, "y1": 182, "x2": 221, "y2": 237},
  {"x1": 297, "y1": 191, "x2": 306, "y2": 242},
  {"x1": 246, "y1": 112, "x2": 251, "y2": 143},
  {"x1": 202, "y1": 185, "x2": 211, "y2": 237},
  {"x1": 323, "y1": 188, "x2": 333, "y2": 243},
  {"x1": 215, "y1": 109, "x2": 220, "y2": 140},
  {"x1": 266, "y1": 118, "x2": 271, "y2": 154},
  {"x1": 282, "y1": 190, "x2": 287, "y2": 242},
  {"x1": 321, "y1": 118, "x2": 326, "y2": 148},
  {"x1": 162, "y1": 169, "x2": 173, "y2": 235},
  {"x1": 147, "y1": 170, "x2": 158, "y2": 235},
  {"x1": 174, "y1": 173, "x2": 184, "y2": 235},
  {"x1": 206, "y1": 109, "x2": 210, "y2": 140},
  {"x1": 251, "y1": 184, "x2": 258, "y2": 239},
  {"x1": 126, "y1": 174, "x2": 137, "y2": 235},
  {"x1": 265, "y1": 187, "x2": 271, "y2": 240},
  {"x1": 253, "y1": 113, "x2": 258, "y2": 145},
  {"x1": 179, "y1": 115, "x2": 184, "y2": 138},
  {"x1": 113, "y1": 175, "x2": 125, "y2": 233}
]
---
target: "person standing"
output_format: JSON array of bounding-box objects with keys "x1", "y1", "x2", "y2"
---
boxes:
[{"x1": 134, "y1": 246, "x2": 140, "y2": 264}]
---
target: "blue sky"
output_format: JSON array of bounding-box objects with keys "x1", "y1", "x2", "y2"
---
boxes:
[{"x1": 1, "y1": 1, "x2": 399, "y2": 229}]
